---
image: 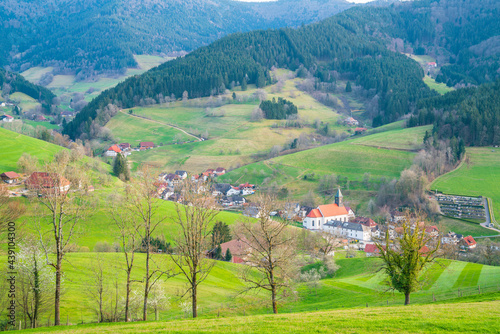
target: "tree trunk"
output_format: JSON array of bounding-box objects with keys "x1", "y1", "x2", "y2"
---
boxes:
[
  {"x1": 125, "y1": 270, "x2": 131, "y2": 322},
  {"x1": 404, "y1": 292, "x2": 410, "y2": 305},
  {"x1": 33, "y1": 256, "x2": 40, "y2": 328},
  {"x1": 270, "y1": 271, "x2": 277, "y2": 314},
  {"x1": 192, "y1": 272, "x2": 197, "y2": 318},
  {"x1": 143, "y1": 246, "x2": 150, "y2": 321},
  {"x1": 54, "y1": 256, "x2": 62, "y2": 326}
]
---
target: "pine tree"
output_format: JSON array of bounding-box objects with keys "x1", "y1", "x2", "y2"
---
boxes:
[
  {"x1": 241, "y1": 77, "x2": 248, "y2": 91},
  {"x1": 214, "y1": 244, "x2": 223, "y2": 260},
  {"x1": 113, "y1": 153, "x2": 130, "y2": 181},
  {"x1": 345, "y1": 81, "x2": 352, "y2": 92},
  {"x1": 224, "y1": 248, "x2": 232, "y2": 262}
]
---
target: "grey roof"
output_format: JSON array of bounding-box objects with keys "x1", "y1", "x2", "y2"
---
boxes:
[
  {"x1": 324, "y1": 220, "x2": 364, "y2": 231},
  {"x1": 335, "y1": 188, "x2": 343, "y2": 198},
  {"x1": 175, "y1": 170, "x2": 187, "y2": 175},
  {"x1": 213, "y1": 183, "x2": 231, "y2": 194}
]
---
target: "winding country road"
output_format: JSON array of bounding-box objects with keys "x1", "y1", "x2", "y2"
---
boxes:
[{"x1": 119, "y1": 110, "x2": 202, "y2": 142}]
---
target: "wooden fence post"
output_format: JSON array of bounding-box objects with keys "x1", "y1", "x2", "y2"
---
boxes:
[{"x1": 478, "y1": 285, "x2": 481, "y2": 294}]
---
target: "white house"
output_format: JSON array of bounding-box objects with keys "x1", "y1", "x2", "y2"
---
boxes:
[
  {"x1": 303, "y1": 189, "x2": 350, "y2": 230},
  {"x1": 323, "y1": 220, "x2": 372, "y2": 242},
  {"x1": 1, "y1": 115, "x2": 14, "y2": 122},
  {"x1": 239, "y1": 183, "x2": 255, "y2": 195},
  {"x1": 227, "y1": 186, "x2": 241, "y2": 196},
  {"x1": 105, "y1": 144, "x2": 121, "y2": 157}
]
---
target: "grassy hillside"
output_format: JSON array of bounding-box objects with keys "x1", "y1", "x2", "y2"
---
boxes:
[
  {"x1": 21, "y1": 299, "x2": 500, "y2": 333},
  {"x1": 18, "y1": 254, "x2": 500, "y2": 333},
  {"x1": 0, "y1": 127, "x2": 63, "y2": 171},
  {"x1": 219, "y1": 125, "x2": 430, "y2": 201},
  {"x1": 431, "y1": 147, "x2": 500, "y2": 225},
  {"x1": 14, "y1": 251, "x2": 500, "y2": 329},
  {"x1": 110, "y1": 75, "x2": 361, "y2": 172}
]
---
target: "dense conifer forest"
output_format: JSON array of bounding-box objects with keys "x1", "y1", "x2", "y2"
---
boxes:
[{"x1": 408, "y1": 80, "x2": 500, "y2": 147}]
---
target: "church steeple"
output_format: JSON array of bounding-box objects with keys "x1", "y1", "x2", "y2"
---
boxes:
[{"x1": 335, "y1": 188, "x2": 343, "y2": 207}]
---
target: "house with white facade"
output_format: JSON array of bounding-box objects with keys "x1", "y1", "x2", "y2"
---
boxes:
[
  {"x1": 303, "y1": 189, "x2": 351, "y2": 230},
  {"x1": 323, "y1": 220, "x2": 373, "y2": 242},
  {"x1": 104, "y1": 145, "x2": 121, "y2": 157}
]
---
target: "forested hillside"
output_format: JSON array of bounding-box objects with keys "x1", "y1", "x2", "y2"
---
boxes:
[
  {"x1": 0, "y1": 0, "x2": 352, "y2": 77},
  {"x1": 408, "y1": 80, "x2": 500, "y2": 146},
  {"x1": 0, "y1": 69, "x2": 55, "y2": 106}
]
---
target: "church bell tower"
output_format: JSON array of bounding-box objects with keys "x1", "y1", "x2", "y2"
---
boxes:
[{"x1": 335, "y1": 188, "x2": 343, "y2": 207}]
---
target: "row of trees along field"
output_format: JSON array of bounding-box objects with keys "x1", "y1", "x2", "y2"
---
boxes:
[
  {"x1": 64, "y1": 4, "x2": 444, "y2": 139},
  {"x1": 408, "y1": 80, "x2": 500, "y2": 146}
]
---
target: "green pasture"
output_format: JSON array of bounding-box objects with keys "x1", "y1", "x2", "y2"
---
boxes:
[
  {"x1": 105, "y1": 112, "x2": 192, "y2": 146},
  {"x1": 423, "y1": 76, "x2": 454, "y2": 95},
  {"x1": 20, "y1": 66, "x2": 54, "y2": 82},
  {"x1": 350, "y1": 125, "x2": 431, "y2": 151},
  {"x1": 16, "y1": 254, "x2": 500, "y2": 333},
  {"x1": 220, "y1": 135, "x2": 415, "y2": 199},
  {"x1": 9, "y1": 92, "x2": 41, "y2": 111},
  {"x1": 438, "y1": 216, "x2": 493, "y2": 237},
  {"x1": 431, "y1": 147, "x2": 500, "y2": 224},
  {"x1": 23, "y1": 120, "x2": 60, "y2": 130},
  {"x1": 21, "y1": 299, "x2": 500, "y2": 333},
  {"x1": 0, "y1": 127, "x2": 63, "y2": 172}
]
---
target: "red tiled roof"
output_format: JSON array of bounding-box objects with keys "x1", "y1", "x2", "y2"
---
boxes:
[
  {"x1": 425, "y1": 225, "x2": 439, "y2": 233},
  {"x1": 318, "y1": 203, "x2": 348, "y2": 217},
  {"x1": 119, "y1": 143, "x2": 130, "y2": 149},
  {"x1": 108, "y1": 145, "x2": 121, "y2": 153},
  {"x1": 239, "y1": 183, "x2": 254, "y2": 189},
  {"x1": 3, "y1": 115, "x2": 13, "y2": 119},
  {"x1": 1, "y1": 171, "x2": 20, "y2": 179},
  {"x1": 216, "y1": 167, "x2": 226, "y2": 172},
  {"x1": 140, "y1": 142, "x2": 154, "y2": 147},
  {"x1": 419, "y1": 246, "x2": 430, "y2": 255},
  {"x1": 25, "y1": 172, "x2": 70, "y2": 189},
  {"x1": 355, "y1": 127, "x2": 367, "y2": 132},
  {"x1": 206, "y1": 169, "x2": 215, "y2": 173},
  {"x1": 364, "y1": 244, "x2": 380, "y2": 253},
  {"x1": 306, "y1": 208, "x2": 322, "y2": 218},
  {"x1": 463, "y1": 236, "x2": 476, "y2": 246}
]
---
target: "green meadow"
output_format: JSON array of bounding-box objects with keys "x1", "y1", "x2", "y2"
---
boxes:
[
  {"x1": 15, "y1": 253, "x2": 500, "y2": 332},
  {"x1": 21, "y1": 299, "x2": 500, "y2": 333},
  {"x1": 0, "y1": 127, "x2": 63, "y2": 171},
  {"x1": 219, "y1": 127, "x2": 421, "y2": 200},
  {"x1": 431, "y1": 147, "x2": 500, "y2": 225},
  {"x1": 423, "y1": 76, "x2": 455, "y2": 95}
]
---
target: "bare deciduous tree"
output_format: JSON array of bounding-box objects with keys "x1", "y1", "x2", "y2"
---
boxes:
[
  {"x1": 16, "y1": 241, "x2": 53, "y2": 329},
  {"x1": 125, "y1": 165, "x2": 174, "y2": 321},
  {"x1": 31, "y1": 159, "x2": 91, "y2": 326},
  {"x1": 234, "y1": 194, "x2": 298, "y2": 314},
  {"x1": 171, "y1": 181, "x2": 220, "y2": 318},
  {"x1": 110, "y1": 194, "x2": 140, "y2": 322}
]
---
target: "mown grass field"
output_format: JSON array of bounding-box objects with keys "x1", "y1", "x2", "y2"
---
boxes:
[
  {"x1": 431, "y1": 147, "x2": 500, "y2": 225},
  {"x1": 350, "y1": 125, "x2": 431, "y2": 151},
  {"x1": 114, "y1": 75, "x2": 357, "y2": 173},
  {"x1": 17, "y1": 253, "x2": 500, "y2": 333},
  {"x1": 438, "y1": 216, "x2": 493, "y2": 237},
  {"x1": 21, "y1": 299, "x2": 500, "y2": 333},
  {"x1": 0, "y1": 127, "x2": 63, "y2": 171}
]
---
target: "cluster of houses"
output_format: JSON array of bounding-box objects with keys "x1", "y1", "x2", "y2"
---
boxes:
[
  {"x1": 301, "y1": 189, "x2": 479, "y2": 255},
  {"x1": 155, "y1": 168, "x2": 255, "y2": 207},
  {"x1": 104, "y1": 142, "x2": 154, "y2": 157}
]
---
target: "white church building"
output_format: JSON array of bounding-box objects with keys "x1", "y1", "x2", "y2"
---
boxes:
[{"x1": 303, "y1": 189, "x2": 354, "y2": 230}]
